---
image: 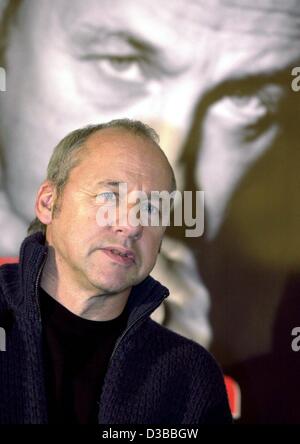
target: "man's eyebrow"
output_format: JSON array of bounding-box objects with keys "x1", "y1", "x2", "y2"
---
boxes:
[
  {"x1": 74, "y1": 26, "x2": 160, "y2": 57},
  {"x1": 96, "y1": 180, "x2": 124, "y2": 188},
  {"x1": 95, "y1": 181, "x2": 161, "y2": 199},
  {"x1": 117, "y1": 31, "x2": 158, "y2": 56},
  {"x1": 207, "y1": 64, "x2": 296, "y2": 103}
]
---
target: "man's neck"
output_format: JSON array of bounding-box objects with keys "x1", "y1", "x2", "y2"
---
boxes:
[{"x1": 40, "y1": 248, "x2": 130, "y2": 321}]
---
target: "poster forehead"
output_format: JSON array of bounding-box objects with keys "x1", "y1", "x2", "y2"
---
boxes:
[
  {"x1": 64, "y1": 0, "x2": 300, "y2": 38},
  {"x1": 14, "y1": 0, "x2": 300, "y2": 46}
]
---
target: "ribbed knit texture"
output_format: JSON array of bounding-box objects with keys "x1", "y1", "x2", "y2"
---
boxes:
[{"x1": 0, "y1": 233, "x2": 232, "y2": 424}]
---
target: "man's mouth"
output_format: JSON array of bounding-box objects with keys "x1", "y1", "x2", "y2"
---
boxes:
[{"x1": 100, "y1": 247, "x2": 136, "y2": 266}]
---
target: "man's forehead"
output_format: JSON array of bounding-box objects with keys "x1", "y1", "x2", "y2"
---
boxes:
[
  {"x1": 81, "y1": 128, "x2": 164, "y2": 168},
  {"x1": 49, "y1": 0, "x2": 300, "y2": 42},
  {"x1": 76, "y1": 129, "x2": 172, "y2": 188},
  {"x1": 20, "y1": 0, "x2": 300, "y2": 56}
]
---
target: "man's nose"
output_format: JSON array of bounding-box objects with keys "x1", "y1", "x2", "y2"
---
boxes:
[
  {"x1": 112, "y1": 223, "x2": 143, "y2": 241},
  {"x1": 112, "y1": 205, "x2": 143, "y2": 241},
  {"x1": 151, "y1": 84, "x2": 201, "y2": 144},
  {"x1": 145, "y1": 79, "x2": 208, "y2": 188}
]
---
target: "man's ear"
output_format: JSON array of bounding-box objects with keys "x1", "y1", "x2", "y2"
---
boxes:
[{"x1": 35, "y1": 181, "x2": 56, "y2": 225}]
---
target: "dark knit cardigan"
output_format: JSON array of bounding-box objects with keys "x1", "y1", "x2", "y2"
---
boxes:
[{"x1": 0, "y1": 232, "x2": 232, "y2": 424}]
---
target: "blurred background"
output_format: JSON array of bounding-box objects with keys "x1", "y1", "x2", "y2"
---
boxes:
[{"x1": 1, "y1": 0, "x2": 300, "y2": 423}]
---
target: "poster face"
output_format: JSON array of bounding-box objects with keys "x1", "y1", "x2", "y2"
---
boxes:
[{"x1": 1, "y1": 0, "x2": 300, "y2": 423}]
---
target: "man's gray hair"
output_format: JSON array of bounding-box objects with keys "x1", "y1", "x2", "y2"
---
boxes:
[{"x1": 28, "y1": 118, "x2": 176, "y2": 235}]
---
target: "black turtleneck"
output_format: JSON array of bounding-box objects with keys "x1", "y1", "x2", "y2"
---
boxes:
[{"x1": 39, "y1": 287, "x2": 128, "y2": 424}]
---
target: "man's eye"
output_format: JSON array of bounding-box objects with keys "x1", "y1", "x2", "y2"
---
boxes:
[
  {"x1": 93, "y1": 56, "x2": 146, "y2": 83},
  {"x1": 140, "y1": 201, "x2": 159, "y2": 215},
  {"x1": 212, "y1": 94, "x2": 267, "y2": 125},
  {"x1": 211, "y1": 84, "x2": 285, "y2": 126},
  {"x1": 96, "y1": 192, "x2": 117, "y2": 204}
]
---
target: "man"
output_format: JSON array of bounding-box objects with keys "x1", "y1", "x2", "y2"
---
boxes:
[
  {"x1": 0, "y1": 119, "x2": 232, "y2": 424},
  {"x1": 0, "y1": 0, "x2": 300, "y2": 422}
]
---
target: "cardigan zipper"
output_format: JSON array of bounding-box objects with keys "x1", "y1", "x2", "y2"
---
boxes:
[
  {"x1": 34, "y1": 252, "x2": 48, "y2": 322},
  {"x1": 97, "y1": 292, "x2": 168, "y2": 421},
  {"x1": 108, "y1": 290, "x2": 169, "y2": 367}
]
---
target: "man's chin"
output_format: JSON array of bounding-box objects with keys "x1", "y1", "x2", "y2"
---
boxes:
[
  {"x1": 87, "y1": 267, "x2": 146, "y2": 294},
  {"x1": 90, "y1": 278, "x2": 135, "y2": 296}
]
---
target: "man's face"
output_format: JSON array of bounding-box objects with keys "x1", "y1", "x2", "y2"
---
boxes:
[
  {"x1": 1, "y1": 0, "x2": 300, "y2": 240},
  {"x1": 46, "y1": 128, "x2": 172, "y2": 295}
]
